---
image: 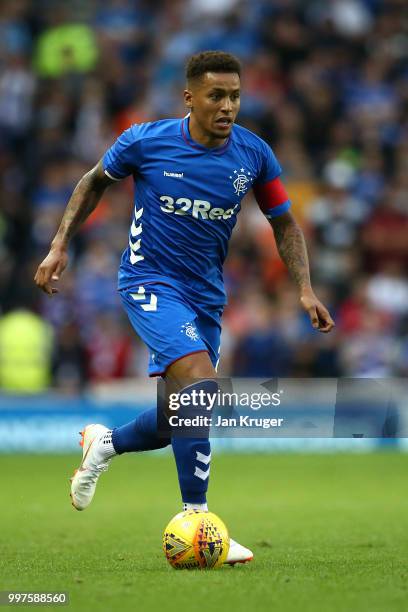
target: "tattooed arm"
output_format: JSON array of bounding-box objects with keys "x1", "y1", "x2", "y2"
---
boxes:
[
  {"x1": 269, "y1": 211, "x2": 335, "y2": 333},
  {"x1": 34, "y1": 160, "x2": 115, "y2": 296}
]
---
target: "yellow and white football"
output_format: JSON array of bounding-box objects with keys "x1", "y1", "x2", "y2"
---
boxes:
[{"x1": 163, "y1": 510, "x2": 230, "y2": 569}]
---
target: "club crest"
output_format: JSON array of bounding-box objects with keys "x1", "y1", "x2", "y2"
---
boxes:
[
  {"x1": 181, "y1": 322, "x2": 199, "y2": 341},
  {"x1": 229, "y1": 168, "x2": 254, "y2": 196}
]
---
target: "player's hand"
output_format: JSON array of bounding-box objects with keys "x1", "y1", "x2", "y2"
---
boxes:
[
  {"x1": 300, "y1": 287, "x2": 335, "y2": 333},
  {"x1": 34, "y1": 245, "x2": 68, "y2": 297}
]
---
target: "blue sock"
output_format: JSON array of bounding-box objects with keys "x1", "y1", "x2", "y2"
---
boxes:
[
  {"x1": 111, "y1": 380, "x2": 218, "y2": 506},
  {"x1": 112, "y1": 407, "x2": 170, "y2": 454},
  {"x1": 171, "y1": 380, "x2": 218, "y2": 504}
]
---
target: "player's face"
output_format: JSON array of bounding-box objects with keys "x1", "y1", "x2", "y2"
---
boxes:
[{"x1": 185, "y1": 72, "x2": 240, "y2": 146}]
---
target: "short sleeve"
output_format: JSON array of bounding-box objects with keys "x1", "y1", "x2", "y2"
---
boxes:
[
  {"x1": 255, "y1": 140, "x2": 282, "y2": 186},
  {"x1": 103, "y1": 125, "x2": 142, "y2": 181}
]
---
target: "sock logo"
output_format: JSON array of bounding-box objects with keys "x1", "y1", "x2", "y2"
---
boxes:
[
  {"x1": 196, "y1": 451, "x2": 211, "y2": 465},
  {"x1": 194, "y1": 451, "x2": 211, "y2": 480},
  {"x1": 194, "y1": 466, "x2": 210, "y2": 481}
]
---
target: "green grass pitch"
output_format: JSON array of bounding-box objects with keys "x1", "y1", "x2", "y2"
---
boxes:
[{"x1": 0, "y1": 452, "x2": 407, "y2": 612}]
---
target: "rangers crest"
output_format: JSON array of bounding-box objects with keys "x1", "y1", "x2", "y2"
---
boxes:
[
  {"x1": 229, "y1": 167, "x2": 254, "y2": 196},
  {"x1": 181, "y1": 322, "x2": 199, "y2": 341}
]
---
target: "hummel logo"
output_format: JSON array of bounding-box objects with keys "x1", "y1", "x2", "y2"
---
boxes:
[{"x1": 164, "y1": 170, "x2": 184, "y2": 178}]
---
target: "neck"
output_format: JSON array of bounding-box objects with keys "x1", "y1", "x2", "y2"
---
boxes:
[{"x1": 188, "y1": 115, "x2": 227, "y2": 148}]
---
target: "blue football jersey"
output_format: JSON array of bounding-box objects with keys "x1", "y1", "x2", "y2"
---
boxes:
[{"x1": 103, "y1": 117, "x2": 290, "y2": 306}]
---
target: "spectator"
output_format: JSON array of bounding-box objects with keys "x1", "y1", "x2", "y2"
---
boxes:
[{"x1": 0, "y1": 308, "x2": 53, "y2": 392}]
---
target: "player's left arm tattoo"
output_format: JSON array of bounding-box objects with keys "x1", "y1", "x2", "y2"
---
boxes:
[{"x1": 269, "y1": 211, "x2": 311, "y2": 290}]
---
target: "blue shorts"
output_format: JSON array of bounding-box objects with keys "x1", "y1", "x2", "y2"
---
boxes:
[{"x1": 119, "y1": 283, "x2": 223, "y2": 377}]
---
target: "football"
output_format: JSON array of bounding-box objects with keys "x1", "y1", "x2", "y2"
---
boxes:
[{"x1": 163, "y1": 510, "x2": 230, "y2": 569}]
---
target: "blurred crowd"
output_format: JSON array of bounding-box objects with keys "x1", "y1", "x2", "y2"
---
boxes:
[{"x1": 0, "y1": 0, "x2": 407, "y2": 392}]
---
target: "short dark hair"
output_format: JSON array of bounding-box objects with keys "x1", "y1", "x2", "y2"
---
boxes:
[{"x1": 186, "y1": 50, "x2": 241, "y2": 83}]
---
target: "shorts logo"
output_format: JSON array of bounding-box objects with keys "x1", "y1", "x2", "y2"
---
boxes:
[
  {"x1": 229, "y1": 168, "x2": 254, "y2": 196},
  {"x1": 181, "y1": 322, "x2": 199, "y2": 341},
  {"x1": 130, "y1": 286, "x2": 158, "y2": 311}
]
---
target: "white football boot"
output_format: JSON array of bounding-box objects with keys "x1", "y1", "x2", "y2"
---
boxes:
[
  {"x1": 225, "y1": 538, "x2": 254, "y2": 565},
  {"x1": 70, "y1": 424, "x2": 114, "y2": 511}
]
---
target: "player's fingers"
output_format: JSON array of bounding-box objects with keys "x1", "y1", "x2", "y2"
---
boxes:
[
  {"x1": 34, "y1": 268, "x2": 48, "y2": 290},
  {"x1": 318, "y1": 306, "x2": 335, "y2": 325},
  {"x1": 317, "y1": 307, "x2": 335, "y2": 333},
  {"x1": 319, "y1": 318, "x2": 335, "y2": 331},
  {"x1": 318, "y1": 323, "x2": 333, "y2": 333},
  {"x1": 40, "y1": 283, "x2": 52, "y2": 296},
  {"x1": 308, "y1": 307, "x2": 319, "y2": 329},
  {"x1": 43, "y1": 283, "x2": 59, "y2": 297},
  {"x1": 53, "y1": 259, "x2": 66, "y2": 280},
  {"x1": 34, "y1": 265, "x2": 53, "y2": 295},
  {"x1": 36, "y1": 259, "x2": 58, "y2": 285},
  {"x1": 34, "y1": 263, "x2": 45, "y2": 283},
  {"x1": 34, "y1": 268, "x2": 45, "y2": 288}
]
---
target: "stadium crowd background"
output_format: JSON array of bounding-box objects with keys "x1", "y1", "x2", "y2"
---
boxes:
[{"x1": 0, "y1": 0, "x2": 407, "y2": 393}]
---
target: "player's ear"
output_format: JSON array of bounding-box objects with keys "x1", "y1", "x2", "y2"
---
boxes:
[{"x1": 184, "y1": 89, "x2": 193, "y2": 110}]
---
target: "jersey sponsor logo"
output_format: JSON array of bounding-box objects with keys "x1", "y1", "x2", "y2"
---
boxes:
[
  {"x1": 229, "y1": 167, "x2": 254, "y2": 196},
  {"x1": 159, "y1": 196, "x2": 238, "y2": 220},
  {"x1": 164, "y1": 170, "x2": 184, "y2": 178}
]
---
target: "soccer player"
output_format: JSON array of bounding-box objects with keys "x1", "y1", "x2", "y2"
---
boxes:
[{"x1": 34, "y1": 51, "x2": 334, "y2": 564}]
